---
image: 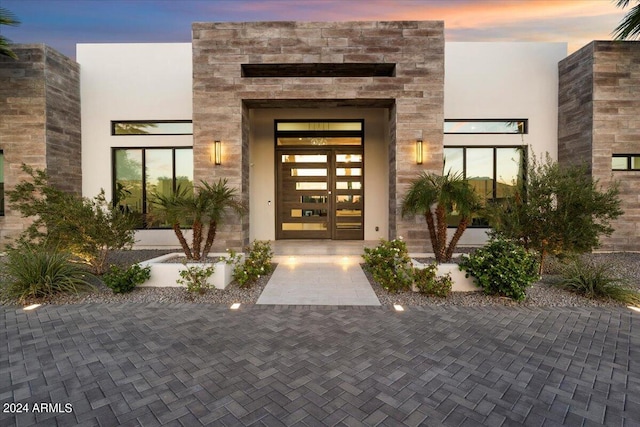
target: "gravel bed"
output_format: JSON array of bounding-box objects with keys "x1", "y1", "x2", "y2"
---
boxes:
[
  {"x1": 1, "y1": 250, "x2": 639, "y2": 308},
  {"x1": 366, "y1": 268, "x2": 627, "y2": 308},
  {"x1": 0, "y1": 249, "x2": 274, "y2": 307},
  {"x1": 374, "y1": 252, "x2": 640, "y2": 308},
  {"x1": 8, "y1": 268, "x2": 275, "y2": 307}
]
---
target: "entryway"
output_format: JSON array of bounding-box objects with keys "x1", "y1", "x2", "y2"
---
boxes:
[{"x1": 275, "y1": 120, "x2": 364, "y2": 240}]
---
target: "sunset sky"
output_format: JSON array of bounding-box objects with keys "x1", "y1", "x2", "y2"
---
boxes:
[{"x1": 1, "y1": 0, "x2": 628, "y2": 58}]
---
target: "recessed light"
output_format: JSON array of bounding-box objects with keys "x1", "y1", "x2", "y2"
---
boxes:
[
  {"x1": 23, "y1": 304, "x2": 41, "y2": 311},
  {"x1": 393, "y1": 304, "x2": 404, "y2": 312},
  {"x1": 628, "y1": 306, "x2": 640, "y2": 313},
  {"x1": 230, "y1": 303, "x2": 241, "y2": 310}
]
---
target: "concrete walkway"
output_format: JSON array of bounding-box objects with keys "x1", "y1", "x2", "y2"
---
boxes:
[
  {"x1": 2, "y1": 304, "x2": 639, "y2": 426},
  {"x1": 257, "y1": 255, "x2": 380, "y2": 306}
]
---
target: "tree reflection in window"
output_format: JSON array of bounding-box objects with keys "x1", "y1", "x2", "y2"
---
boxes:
[
  {"x1": 113, "y1": 147, "x2": 193, "y2": 228},
  {"x1": 444, "y1": 146, "x2": 525, "y2": 227},
  {"x1": 112, "y1": 121, "x2": 193, "y2": 135}
]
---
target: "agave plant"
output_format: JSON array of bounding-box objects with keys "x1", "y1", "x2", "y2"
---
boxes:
[
  {"x1": 1, "y1": 244, "x2": 94, "y2": 303},
  {"x1": 559, "y1": 257, "x2": 640, "y2": 305},
  {"x1": 401, "y1": 171, "x2": 480, "y2": 263},
  {"x1": 150, "y1": 179, "x2": 244, "y2": 260}
]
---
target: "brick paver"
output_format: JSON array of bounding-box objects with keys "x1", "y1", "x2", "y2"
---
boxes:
[{"x1": 1, "y1": 304, "x2": 638, "y2": 426}]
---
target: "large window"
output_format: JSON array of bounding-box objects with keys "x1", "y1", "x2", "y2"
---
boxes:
[
  {"x1": 444, "y1": 146, "x2": 525, "y2": 227},
  {"x1": 113, "y1": 147, "x2": 193, "y2": 228},
  {"x1": 0, "y1": 151, "x2": 4, "y2": 216}
]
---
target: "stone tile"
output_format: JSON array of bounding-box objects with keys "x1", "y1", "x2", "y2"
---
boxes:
[{"x1": 257, "y1": 256, "x2": 380, "y2": 306}]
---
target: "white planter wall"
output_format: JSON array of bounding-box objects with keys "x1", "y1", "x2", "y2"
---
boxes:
[
  {"x1": 412, "y1": 260, "x2": 480, "y2": 292},
  {"x1": 138, "y1": 252, "x2": 236, "y2": 290}
]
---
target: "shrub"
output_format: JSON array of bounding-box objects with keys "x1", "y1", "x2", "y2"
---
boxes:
[
  {"x1": 401, "y1": 171, "x2": 480, "y2": 262},
  {"x1": 177, "y1": 264, "x2": 216, "y2": 294},
  {"x1": 414, "y1": 264, "x2": 452, "y2": 297},
  {"x1": 150, "y1": 179, "x2": 245, "y2": 261},
  {"x1": 558, "y1": 257, "x2": 640, "y2": 304},
  {"x1": 1, "y1": 245, "x2": 94, "y2": 303},
  {"x1": 487, "y1": 153, "x2": 622, "y2": 273},
  {"x1": 102, "y1": 264, "x2": 151, "y2": 294},
  {"x1": 232, "y1": 240, "x2": 274, "y2": 288},
  {"x1": 459, "y1": 237, "x2": 539, "y2": 301},
  {"x1": 6, "y1": 165, "x2": 136, "y2": 274},
  {"x1": 362, "y1": 238, "x2": 413, "y2": 293}
]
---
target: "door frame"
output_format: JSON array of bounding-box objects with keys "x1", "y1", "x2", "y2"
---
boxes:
[{"x1": 274, "y1": 120, "x2": 365, "y2": 240}]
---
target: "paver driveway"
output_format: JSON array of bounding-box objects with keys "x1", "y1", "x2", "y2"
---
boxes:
[{"x1": 1, "y1": 304, "x2": 639, "y2": 426}]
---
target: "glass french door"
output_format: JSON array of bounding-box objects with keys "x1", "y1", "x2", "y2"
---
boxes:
[{"x1": 276, "y1": 148, "x2": 364, "y2": 240}]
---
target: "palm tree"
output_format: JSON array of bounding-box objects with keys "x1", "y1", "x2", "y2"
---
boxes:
[
  {"x1": 150, "y1": 186, "x2": 195, "y2": 259},
  {"x1": 401, "y1": 171, "x2": 480, "y2": 263},
  {"x1": 0, "y1": 7, "x2": 20, "y2": 59},
  {"x1": 613, "y1": 0, "x2": 640, "y2": 40},
  {"x1": 150, "y1": 179, "x2": 244, "y2": 261},
  {"x1": 200, "y1": 179, "x2": 245, "y2": 259}
]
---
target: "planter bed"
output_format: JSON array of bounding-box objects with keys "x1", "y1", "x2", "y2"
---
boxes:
[
  {"x1": 411, "y1": 259, "x2": 480, "y2": 292},
  {"x1": 138, "y1": 252, "x2": 240, "y2": 290}
]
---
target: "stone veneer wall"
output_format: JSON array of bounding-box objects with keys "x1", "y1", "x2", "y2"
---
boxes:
[
  {"x1": 0, "y1": 45, "x2": 81, "y2": 244},
  {"x1": 192, "y1": 21, "x2": 444, "y2": 251},
  {"x1": 45, "y1": 48, "x2": 81, "y2": 193},
  {"x1": 559, "y1": 41, "x2": 640, "y2": 251},
  {"x1": 558, "y1": 43, "x2": 594, "y2": 169}
]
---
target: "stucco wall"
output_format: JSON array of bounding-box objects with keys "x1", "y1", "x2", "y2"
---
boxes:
[
  {"x1": 77, "y1": 43, "x2": 193, "y2": 247},
  {"x1": 0, "y1": 45, "x2": 81, "y2": 245},
  {"x1": 445, "y1": 42, "x2": 567, "y2": 246}
]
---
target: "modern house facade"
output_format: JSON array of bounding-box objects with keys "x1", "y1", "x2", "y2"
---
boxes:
[{"x1": 1, "y1": 21, "x2": 638, "y2": 252}]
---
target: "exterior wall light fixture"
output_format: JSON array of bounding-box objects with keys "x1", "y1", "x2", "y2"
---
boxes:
[
  {"x1": 214, "y1": 140, "x2": 222, "y2": 165},
  {"x1": 416, "y1": 139, "x2": 423, "y2": 165}
]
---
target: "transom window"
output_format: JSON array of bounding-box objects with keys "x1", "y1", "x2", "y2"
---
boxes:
[
  {"x1": 113, "y1": 147, "x2": 193, "y2": 228},
  {"x1": 444, "y1": 120, "x2": 527, "y2": 134},
  {"x1": 444, "y1": 146, "x2": 525, "y2": 227},
  {"x1": 612, "y1": 154, "x2": 640, "y2": 171},
  {"x1": 112, "y1": 121, "x2": 193, "y2": 136},
  {"x1": 275, "y1": 120, "x2": 363, "y2": 146}
]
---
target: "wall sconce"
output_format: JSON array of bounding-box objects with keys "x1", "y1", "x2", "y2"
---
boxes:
[
  {"x1": 416, "y1": 139, "x2": 423, "y2": 165},
  {"x1": 214, "y1": 140, "x2": 222, "y2": 165}
]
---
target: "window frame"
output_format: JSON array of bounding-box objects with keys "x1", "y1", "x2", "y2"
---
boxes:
[
  {"x1": 444, "y1": 145, "x2": 527, "y2": 228},
  {"x1": 111, "y1": 120, "x2": 193, "y2": 136},
  {"x1": 444, "y1": 119, "x2": 528, "y2": 135},
  {"x1": 111, "y1": 146, "x2": 194, "y2": 229},
  {"x1": 274, "y1": 119, "x2": 365, "y2": 145},
  {"x1": 612, "y1": 154, "x2": 640, "y2": 171}
]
